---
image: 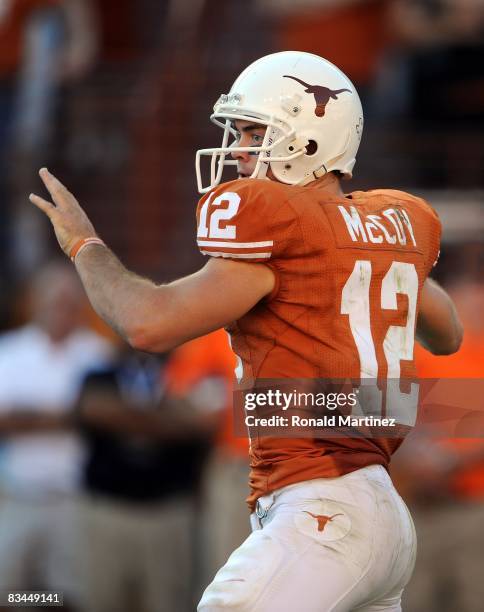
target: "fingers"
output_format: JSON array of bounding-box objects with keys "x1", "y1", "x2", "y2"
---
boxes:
[
  {"x1": 38, "y1": 167, "x2": 72, "y2": 207},
  {"x1": 29, "y1": 193, "x2": 56, "y2": 218}
]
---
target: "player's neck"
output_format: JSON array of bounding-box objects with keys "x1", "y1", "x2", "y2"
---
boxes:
[{"x1": 310, "y1": 172, "x2": 344, "y2": 197}]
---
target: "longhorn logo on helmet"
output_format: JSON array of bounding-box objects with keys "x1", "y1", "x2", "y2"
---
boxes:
[{"x1": 283, "y1": 75, "x2": 351, "y2": 117}]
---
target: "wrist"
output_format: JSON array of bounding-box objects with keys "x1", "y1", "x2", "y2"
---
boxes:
[{"x1": 70, "y1": 237, "x2": 106, "y2": 262}]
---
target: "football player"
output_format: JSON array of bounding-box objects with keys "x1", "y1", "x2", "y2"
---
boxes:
[{"x1": 30, "y1": 52, "x2": 462, "y2": 611}]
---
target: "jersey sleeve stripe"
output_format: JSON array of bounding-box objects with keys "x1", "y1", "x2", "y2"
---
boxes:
[
  {"x1": 197, "y1": 240, "x2": 273, "y2": 248},
  {"x1": 199, "y1": 250, "x2": 271, "y2": 259}
]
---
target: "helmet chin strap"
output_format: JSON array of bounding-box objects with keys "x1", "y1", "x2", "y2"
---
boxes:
[{"x1": 299, "y1": 165, "x2": 328, "y2": 186}]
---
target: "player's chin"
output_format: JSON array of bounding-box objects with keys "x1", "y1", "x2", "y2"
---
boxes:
[{"x1": 237, "y1": 171, "x2": 251, "y2": 179}]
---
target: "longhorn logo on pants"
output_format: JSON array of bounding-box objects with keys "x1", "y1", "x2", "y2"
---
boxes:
[{"x1": 303, "y1": 511, "x2": 344, "y2": 532}]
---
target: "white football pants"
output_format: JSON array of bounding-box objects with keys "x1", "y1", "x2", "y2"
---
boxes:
[{"x1": 198, "y1": 465, "x2": 416, "y2": 612}]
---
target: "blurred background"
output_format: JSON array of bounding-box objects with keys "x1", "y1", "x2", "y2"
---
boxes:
[{"x1": 0, "y1": 0, "x2": 483, "y2": 611}]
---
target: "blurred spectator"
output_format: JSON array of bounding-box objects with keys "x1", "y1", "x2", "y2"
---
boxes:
[
  {"x1": 0, "y1": 260, "x2": 112, "y2": 612},
  {"x1": 391, "y1": 277, "x2": 484, "y2": 612},
  {"x1": 372, "y1": 0, "x2": 484, "y2": 186},
  {"x1": 256, "y1": 0, "x2": 391, "y2": 97},
  {"x1": 186, "y1": 331, "x2": 252, "y2": 593},
  {"x1": 0, "y1": 0, "x2": 99, "y2": 297},
  {"x1": 78, "y1": 333, "x2": 228, "y2": 612},
  {"x1": 417, "y1": 278, "x2": 484, "y2": 378},
  {"x1": 162, "y1": 329, "x2": 252, "y2": 597},
  {"x1": 388, "y1": 0, "x2": 484, "y2": 124},
  {"x1": 389, "y1": 0, "x2": 484, "y2": 49}
]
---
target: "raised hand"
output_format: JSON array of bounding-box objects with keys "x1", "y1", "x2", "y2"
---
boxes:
[{"x1": 29, "y1": 168, "x2": 98, "y2": 257}]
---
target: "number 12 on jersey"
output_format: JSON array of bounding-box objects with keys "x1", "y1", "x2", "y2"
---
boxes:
[
  {"x1": 198, "y1": 192, "x2": 241, "y2": 239},
  {"x1": 341, "y1": 260, "x2": 419, "y2": 426}
]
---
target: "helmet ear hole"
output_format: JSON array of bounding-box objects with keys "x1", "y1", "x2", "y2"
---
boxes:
[{"x1": 305, "y1": 140, "x2": 318, "y2": 156}]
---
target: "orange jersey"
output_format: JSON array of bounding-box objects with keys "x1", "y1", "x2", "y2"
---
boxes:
[{"x1": 196, "y1": 178, "x2": 441, "y2": 508}]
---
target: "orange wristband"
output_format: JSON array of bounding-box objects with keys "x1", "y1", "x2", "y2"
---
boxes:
[{"x1": 70, "y1": 237, "x2": 105, "y2": 262}]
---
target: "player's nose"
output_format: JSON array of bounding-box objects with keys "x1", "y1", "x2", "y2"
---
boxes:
[
  {"x1": 230, "y1": 133, "x2": 251, "y2": 162},
  {"x1": 230, "y1": 147, "x2": 251, "y2": 163}
]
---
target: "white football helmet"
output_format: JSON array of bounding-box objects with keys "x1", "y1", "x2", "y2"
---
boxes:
[{"x1": 196, "y1": 51, "x2": 363, "y2": 193}]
